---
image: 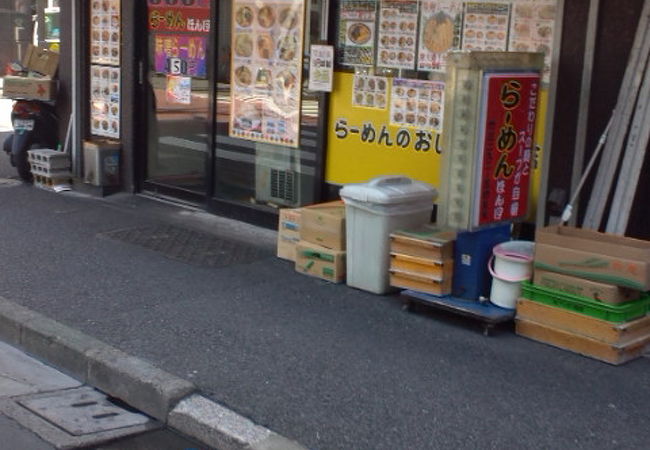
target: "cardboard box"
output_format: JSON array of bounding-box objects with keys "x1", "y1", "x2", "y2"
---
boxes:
[
  {"x1": 300, "y1": 204, "x2": 346, "y2": 250},
  {"x1": 23, "y1": 44, "x2": 59, "y2": 77},
  {"x1": 277, "y1": 208, "x2": 302, "y2": 261},
  {"x1": 2, "y1": 75, "x2": 56, "y2": 101},
  {"x1": 390, "y1": 225, "x2": 456, "y2": 260},
  {"x1": 535, "y1": 226, "x2": 650, "y2": 290},
  {"x1": 533, "y1": 269, "x2": 640, "y2": 304},
  {"x1": 295, "y1": 240, "x2": 345, "y2": 283}
]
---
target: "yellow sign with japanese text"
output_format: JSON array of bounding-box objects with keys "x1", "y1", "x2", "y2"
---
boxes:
[{"x1": 325, "y1": 71, "x2": 548, "y2": 219}]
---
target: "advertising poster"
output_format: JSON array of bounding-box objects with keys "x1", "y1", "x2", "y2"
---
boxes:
[
  {"x1": 352, "y1": 74, "x2": 388, "y2": 109},
  {"x1": 153, "y1": 35, "x2": 207, "y2": 77},
  {"x1": 417, "y1": 1, "x2": 462, "y2": 72},
  {"x1": 509, "y1": 1, "x2": 556, "y2": 83},
  {"x1": 230, "y1": 0, "x2": 305, "y2": 147},
  {"x1": 166, "y1": 75, "x2": 192, "y2": 104},
  {"x1": 147, "y1": 0, "x2": 211, "y2": 33},
  {"x1": 390, "y1": 78, "x2": 444, "y2": 131},
  {"x1": 90, "y1": 65, "x2": 120, "y2": 139},
  {"x1": 376, "y1": 0, "x2": 418, "y2": 69},
  {"x1": 309, "y1": 45, "x2": 334, "y2": 92},
  {"x1": 461, "y1": 2, "x2": 511, "y2": 51},
  {"x1": 90, "y1": 0, "x2": 121, "y2": 66},
  {"x1": 337, "y1": 0, "x2": 377, "y2": 67},
  {"x1": 474, "y1": 72, "x2": 540, "y2": 227}
]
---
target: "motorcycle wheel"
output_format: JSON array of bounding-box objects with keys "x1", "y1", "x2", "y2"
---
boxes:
[
  {"x1": 14, "y1": 143, "x2": 36, "y2": 181},
  {"x1": 2, "y1": 133, "x2": 12, "y2": 155}
]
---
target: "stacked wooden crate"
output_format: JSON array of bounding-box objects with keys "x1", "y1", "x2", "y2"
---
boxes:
[
  {"x1": 516, "y1": 226, "x2": 650, "y2": 365},
  {"x1": 389, "y1": 225, "x2": 455, "y2": 296}
]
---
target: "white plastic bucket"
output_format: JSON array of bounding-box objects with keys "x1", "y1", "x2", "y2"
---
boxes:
[{"x1": 488, "y1": 240, "x2": 535, "y2": 309}]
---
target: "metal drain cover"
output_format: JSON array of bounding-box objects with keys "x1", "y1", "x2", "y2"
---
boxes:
[
  {"x1": 18, "y1": 387, "x2": 150, "y2": 436},
  {"x1": 101, "y1": 224, "x2": 272, "y2": 267},
  {"x1": 0, "y1": 177, "x2": 22, "y2": 187}
]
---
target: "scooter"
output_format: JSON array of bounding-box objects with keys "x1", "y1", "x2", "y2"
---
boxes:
[{"x1": 2, "y1": 99, "x2": 58, "y2": 180}]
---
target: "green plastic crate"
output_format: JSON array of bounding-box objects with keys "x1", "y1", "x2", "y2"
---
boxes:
[{"x1": 521, "y1": 281, "x2": 650, "y2": 322}]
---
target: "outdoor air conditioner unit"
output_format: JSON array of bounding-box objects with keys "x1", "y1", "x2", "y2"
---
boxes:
[{"x1": 254, "y1": 143, "x2": 302, "y2": 207}]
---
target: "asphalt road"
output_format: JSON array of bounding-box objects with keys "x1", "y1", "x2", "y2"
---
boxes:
[{"x1": 0, "y1": 146, "x2": 649, "y2": 449}]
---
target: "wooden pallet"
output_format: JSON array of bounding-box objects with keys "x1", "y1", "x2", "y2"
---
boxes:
[{"x1": 516, "y1": 318, "x2": 650, "y2": 365}]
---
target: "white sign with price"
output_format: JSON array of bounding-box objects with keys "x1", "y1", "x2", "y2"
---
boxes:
[{"x1": 308, "y1": 45, "x2": 334, "y2": 92}]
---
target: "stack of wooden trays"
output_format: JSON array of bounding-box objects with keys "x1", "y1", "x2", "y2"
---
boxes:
[
  {"x1": 517, "y1": 281, "x2": 650, "y2": 365},
  {"x1": 389, "y1": 225, "x2": 455, "y2": 296}
]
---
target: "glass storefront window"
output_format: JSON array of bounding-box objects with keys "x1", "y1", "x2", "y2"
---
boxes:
[{"x1": 214, "y1": 0, "x2": 326, "y2": 209}]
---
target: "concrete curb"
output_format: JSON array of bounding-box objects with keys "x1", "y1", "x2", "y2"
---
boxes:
[{"x1": 0, "y1": 296, "x2": 307, "y2": 450}]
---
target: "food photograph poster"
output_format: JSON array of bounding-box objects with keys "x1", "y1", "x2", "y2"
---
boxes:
[
  {"x1": 418, "y1": 1, "x2": 462, "y2": 72},
  {"x1": 230, "y1": 0, "x2": 305, "y2": 147},
  {"x1": 337, "y1": 0, "x2": 377, "y2": 67},
  {"x1": 352, "y1": 74, "x2": 388, "y2": 109}
]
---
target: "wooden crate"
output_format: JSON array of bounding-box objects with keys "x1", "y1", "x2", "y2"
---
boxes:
[
  {"x1": 516, "y1": 318, "x2": 650, "y2": 365},
  {"x1": 390, "y1": 226, "x2": 455, "y2": 261},
  {"x1": 390, "y1": 269, "x2": 451, "y2": 296},
  {"x1": 516, "y1": 298, "x2": 650, "y2": 344},
  {"x1": 390, "y1": 253, "x2": 453, "y2": 280}
]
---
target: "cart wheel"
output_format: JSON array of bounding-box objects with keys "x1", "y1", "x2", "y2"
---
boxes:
[
  {"x1": 483, "y1": 324, "x2": 493, "y2": 337},
  {"x1": 401, "y1": 300, "x2": 412, "y2": 312}
]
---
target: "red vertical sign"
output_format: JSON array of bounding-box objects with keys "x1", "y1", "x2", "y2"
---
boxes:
[{"x1": 475, "y1": 72, "x2": 540, "y2": 227}]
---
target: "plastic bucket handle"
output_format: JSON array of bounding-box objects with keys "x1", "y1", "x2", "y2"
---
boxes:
[
  {"x1": 488, "y1": 255, "x2": 531, "y2": 283},
  {"x1": 494, "y1": 251, "x2": 533, "y2": 262}
]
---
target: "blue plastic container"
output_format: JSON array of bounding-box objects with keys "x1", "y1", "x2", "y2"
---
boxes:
[{"x1": 452, "y1": 224, "x2": 511, "y2": 300}]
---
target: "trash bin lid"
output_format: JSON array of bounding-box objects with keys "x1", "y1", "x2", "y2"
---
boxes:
[{"x1": 340, "y1": 175, "x2": 437, "y2": 205}]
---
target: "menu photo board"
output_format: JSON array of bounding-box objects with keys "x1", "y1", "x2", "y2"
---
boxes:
[
  {"x1": 390, "y1": 78, "x2": 444, "y2": 132},
  {"x1": 473, "y1": 72, "x2": 540, "y2": 227},
  {"x1": 230, "y1": 0, "x2": 305, "y2": 147},
  {"x1": 352, "y1": 74, "x2": 388, "y2": 109},
  {"x1": 90, "y1": 64, "x2": 120, "y2": 139},
  {"x1": 90, "y1": 0, "x2": 121, "y2": 66},
  {"x1": 509, "y1": 1, "x2": 557, "y2": 83},
  {"x1": 461, "y1": 2, "x2": 511, "y2": 51},
  {"x1": 376, "y1": 0, "x2": 418, "y2": 70}
]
